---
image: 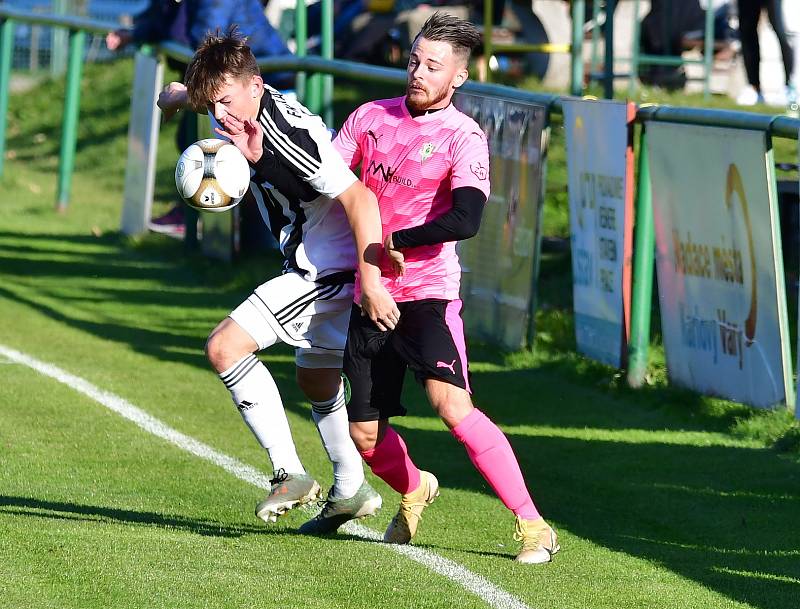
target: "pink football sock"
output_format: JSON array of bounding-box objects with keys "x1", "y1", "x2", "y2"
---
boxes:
[
  {"x1": 451, "y1": 408, "x2": 541, "y2": 521},
  {"x1": 359, "y1": 426, "x2": 421, "y2": 495}
]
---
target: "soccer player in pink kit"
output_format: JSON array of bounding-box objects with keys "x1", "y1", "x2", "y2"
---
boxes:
[{"x1": 333, "y1": 12, "x2": 560, "y2": 563}]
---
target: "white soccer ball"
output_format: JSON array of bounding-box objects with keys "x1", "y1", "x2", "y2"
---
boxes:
[{"x1": 175, "y1": 139, "x2": 251, "y2": 213}]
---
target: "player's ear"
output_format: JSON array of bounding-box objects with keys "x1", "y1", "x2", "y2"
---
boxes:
[
  {"x1": 250, "y1": 74, "x2": 264, "y2": 97},
  {"x1": 452, "y1": 67, "x2": 468, "y2": 89}
]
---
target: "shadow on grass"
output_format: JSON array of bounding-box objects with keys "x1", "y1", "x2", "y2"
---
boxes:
[
  {"x1": 2, "y1": 228, "x2": 799, "y2": 608},
  {"x1": 0, "y1": 495, "x2": 271, "y2": 538},
  {"x1": 390, "y1": 390, "x2": 800, "y2": 609},
  {"x1": 0, "y1": 229, "x2": 283, "y2": 368}
]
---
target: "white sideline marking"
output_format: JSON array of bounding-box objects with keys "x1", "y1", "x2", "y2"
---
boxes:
[{"x1": 0, "y1": 344, "x2": 533, "y2": 609}]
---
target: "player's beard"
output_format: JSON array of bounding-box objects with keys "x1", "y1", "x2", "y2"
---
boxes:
[{"x1": 406, "y1": 81, "x2": 450, "y2": 113}]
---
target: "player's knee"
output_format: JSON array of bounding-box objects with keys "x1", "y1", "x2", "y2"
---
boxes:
[
  {"x1": 433, "y1": 399, "x2": 473, "y2": 429},
  {"x1": 296, "y1": 366, "x2": 341, "y2": 402},
  {"x1": 205, "y1": 329, "x2": 247, "y2": 373},
  {"x1": 350, "y1": 422, "x2": 378, "y2": 453},
  {"x1": 204, "y1": 331, "x2": 226, "y2": 372}
]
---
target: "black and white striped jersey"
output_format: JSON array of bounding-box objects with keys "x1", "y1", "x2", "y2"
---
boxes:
[{"x1": 211, "y1": 85, "x2": 357, "y2": 281}]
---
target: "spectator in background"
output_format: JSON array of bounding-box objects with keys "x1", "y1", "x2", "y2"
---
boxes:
[
  {"x1": 106, "y1": 0, "x2": 294, "y2": 235},
  {"x1": 736, "y1": 0, "x2": 795, "y2": 106}
]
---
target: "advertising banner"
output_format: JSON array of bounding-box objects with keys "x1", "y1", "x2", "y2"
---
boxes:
[
  {"x1": 649, "y1": 123, "x2": 793, "y2": 409},
  {"x1": 454, "y1": 92, "x2": 546, "y2": 349},
  {"x1": 121, "y1": 52, "x2": 163, "y2": 236},
  {"x1": 563, "y1": 99, "x2": 635, "y2": 367}
]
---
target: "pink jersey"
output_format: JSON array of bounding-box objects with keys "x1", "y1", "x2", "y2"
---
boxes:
[{"x1": 334, "y1": 96, "x2": 490, "y2": 302}]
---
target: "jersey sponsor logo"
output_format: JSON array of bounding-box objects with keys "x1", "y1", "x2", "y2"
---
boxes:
[
  {"x1": 367, "y1": 129, "x2": 383, "y2": 145},
  {"x1": 435, "y1": 359, "x2": 457, "y2": 375},
  {"x1": 470, "y1": 161, "x2": 488, "y2": 180},
  {"x1": 367, "y1": 160, "x2": 415, "y2": 188}
]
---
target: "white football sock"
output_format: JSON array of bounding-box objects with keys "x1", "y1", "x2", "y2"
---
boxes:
[
  {"x1": 220, "y1": 354, "x2": 305, "y2": 475},
  {"x1": 310, "y1": 381, "x2": 364, "y2": 498}
]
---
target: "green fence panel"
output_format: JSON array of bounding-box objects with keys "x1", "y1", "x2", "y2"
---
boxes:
[
  {"x1": 626, "y1": 125, "x2": 654, "y2": 387},
  {"x1": 56, "y1": 28, "x2": 85, "y2": 211},
  {"x1": 0, "y1": 18, "x2": 14, "y2": 180}
]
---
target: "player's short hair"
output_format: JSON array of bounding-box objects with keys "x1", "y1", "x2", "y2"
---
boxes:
[
  {"x1": 185, "y1": 27, "x2": 260, "y2": 111},
  {"x1": 413, "y1": 11, "x2": 481, "y2": 65}
]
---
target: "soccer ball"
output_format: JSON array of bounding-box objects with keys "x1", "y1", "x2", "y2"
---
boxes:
[{"x1": 175, "y1": 139, "x2": 251, "y2": 213}]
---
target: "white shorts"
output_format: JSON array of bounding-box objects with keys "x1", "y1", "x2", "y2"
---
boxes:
[{"x1": 229, "y1": 270, "x2": 354, "y2": 369}]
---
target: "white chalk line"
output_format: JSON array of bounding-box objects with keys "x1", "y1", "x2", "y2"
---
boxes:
[{"x1": 0, "y1": 343, "x2": 532, "y2": 609}]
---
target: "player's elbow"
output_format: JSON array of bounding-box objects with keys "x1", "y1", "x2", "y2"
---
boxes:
[{"x1": 455, "y1": 217, "x2": 482, "y2": 241}]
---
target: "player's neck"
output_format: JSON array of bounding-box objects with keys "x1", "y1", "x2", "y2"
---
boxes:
[
  {"x1": 251, "y1": 88, "x2": 267, "y2": 120},
  {"x1": 405, "y1": 99, "x2": 449, "y2": 118}
]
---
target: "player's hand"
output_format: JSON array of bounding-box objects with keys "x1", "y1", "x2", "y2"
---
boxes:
[
  {"x1": 215, "y1": 117, "x2": 263, "y2": 163},
  {"x1": 361, "y1": 282, "x2": 400, "y2": 331},
  {"x1": 383, "y1": 233, "x2": 405, "y2": 276},
  {"x1": 157, "y1": 82, "x2": 188, "y2": 122}
]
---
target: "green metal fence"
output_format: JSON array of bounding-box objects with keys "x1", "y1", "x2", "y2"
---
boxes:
[{"x1": 1, "y1": 6, "x2": 799, "y2": 392}]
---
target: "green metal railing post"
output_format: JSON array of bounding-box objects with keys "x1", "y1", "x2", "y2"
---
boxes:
[
  {"x1": 589, "y1": 0, "x2": 601, "y2": 76},
  {"x1": 629, "y1": 0, "x2": 641, "y2": 97},
  {"x1": 0, "y1": 18, "x2": 14, "y2": 180},
  {"x1": 321, "y1": 0, "x2": 333, "y2": 125},
  {"x1": 50, "y1": 0, "x2": 67, "y2": 76},
  {"x1": 294, "y1": 0, "x2": 307, "y2": 104},
  {"x1": 56, "y1": 28, "x2": 85, "y2": 211},
  {"x1": 305, "y1": 0, "x2": 328, "y2": 114},
  {"x1": 603, "y1": 0, "x2": 616, "y2": 98},
  {"x1": 484, "y1": 0, "x2": 494, "y2": 83},
  {"x1": 702, "y1": 2, "x2": 714, "y2": 100},
  {"x1": 570, "y1": 0, "x2": 585, "y2": 96},
  {"x1": 627, "y1": 125, "x2": 655, "y2": 388}
]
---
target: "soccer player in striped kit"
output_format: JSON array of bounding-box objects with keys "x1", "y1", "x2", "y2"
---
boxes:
[
  {"x1": 157, "y1": 29, "x2": 400, "y2": 532},
  {"x1": 333, "y1": 12, "x2": 560, "y2": 563}
]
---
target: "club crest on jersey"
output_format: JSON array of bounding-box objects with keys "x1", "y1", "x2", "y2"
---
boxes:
[{"x1": 420, "y1": 142, "x2": 434, "y2": 161}]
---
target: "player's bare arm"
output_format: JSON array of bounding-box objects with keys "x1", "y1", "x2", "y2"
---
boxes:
[
  {"x1": 157, "y1": 81, "x2": 188, "y2": 121},
  {"x1": 337, "y1": 181, "x2": 400, "y2": 331}
]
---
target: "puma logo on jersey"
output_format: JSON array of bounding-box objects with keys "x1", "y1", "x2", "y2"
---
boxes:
[
  {"x1": 436, "y1": 359, "x2": 457, "y2": 375},
  {"x1": 367, "y1": 130, "x2": 382, "y2": 145}
]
